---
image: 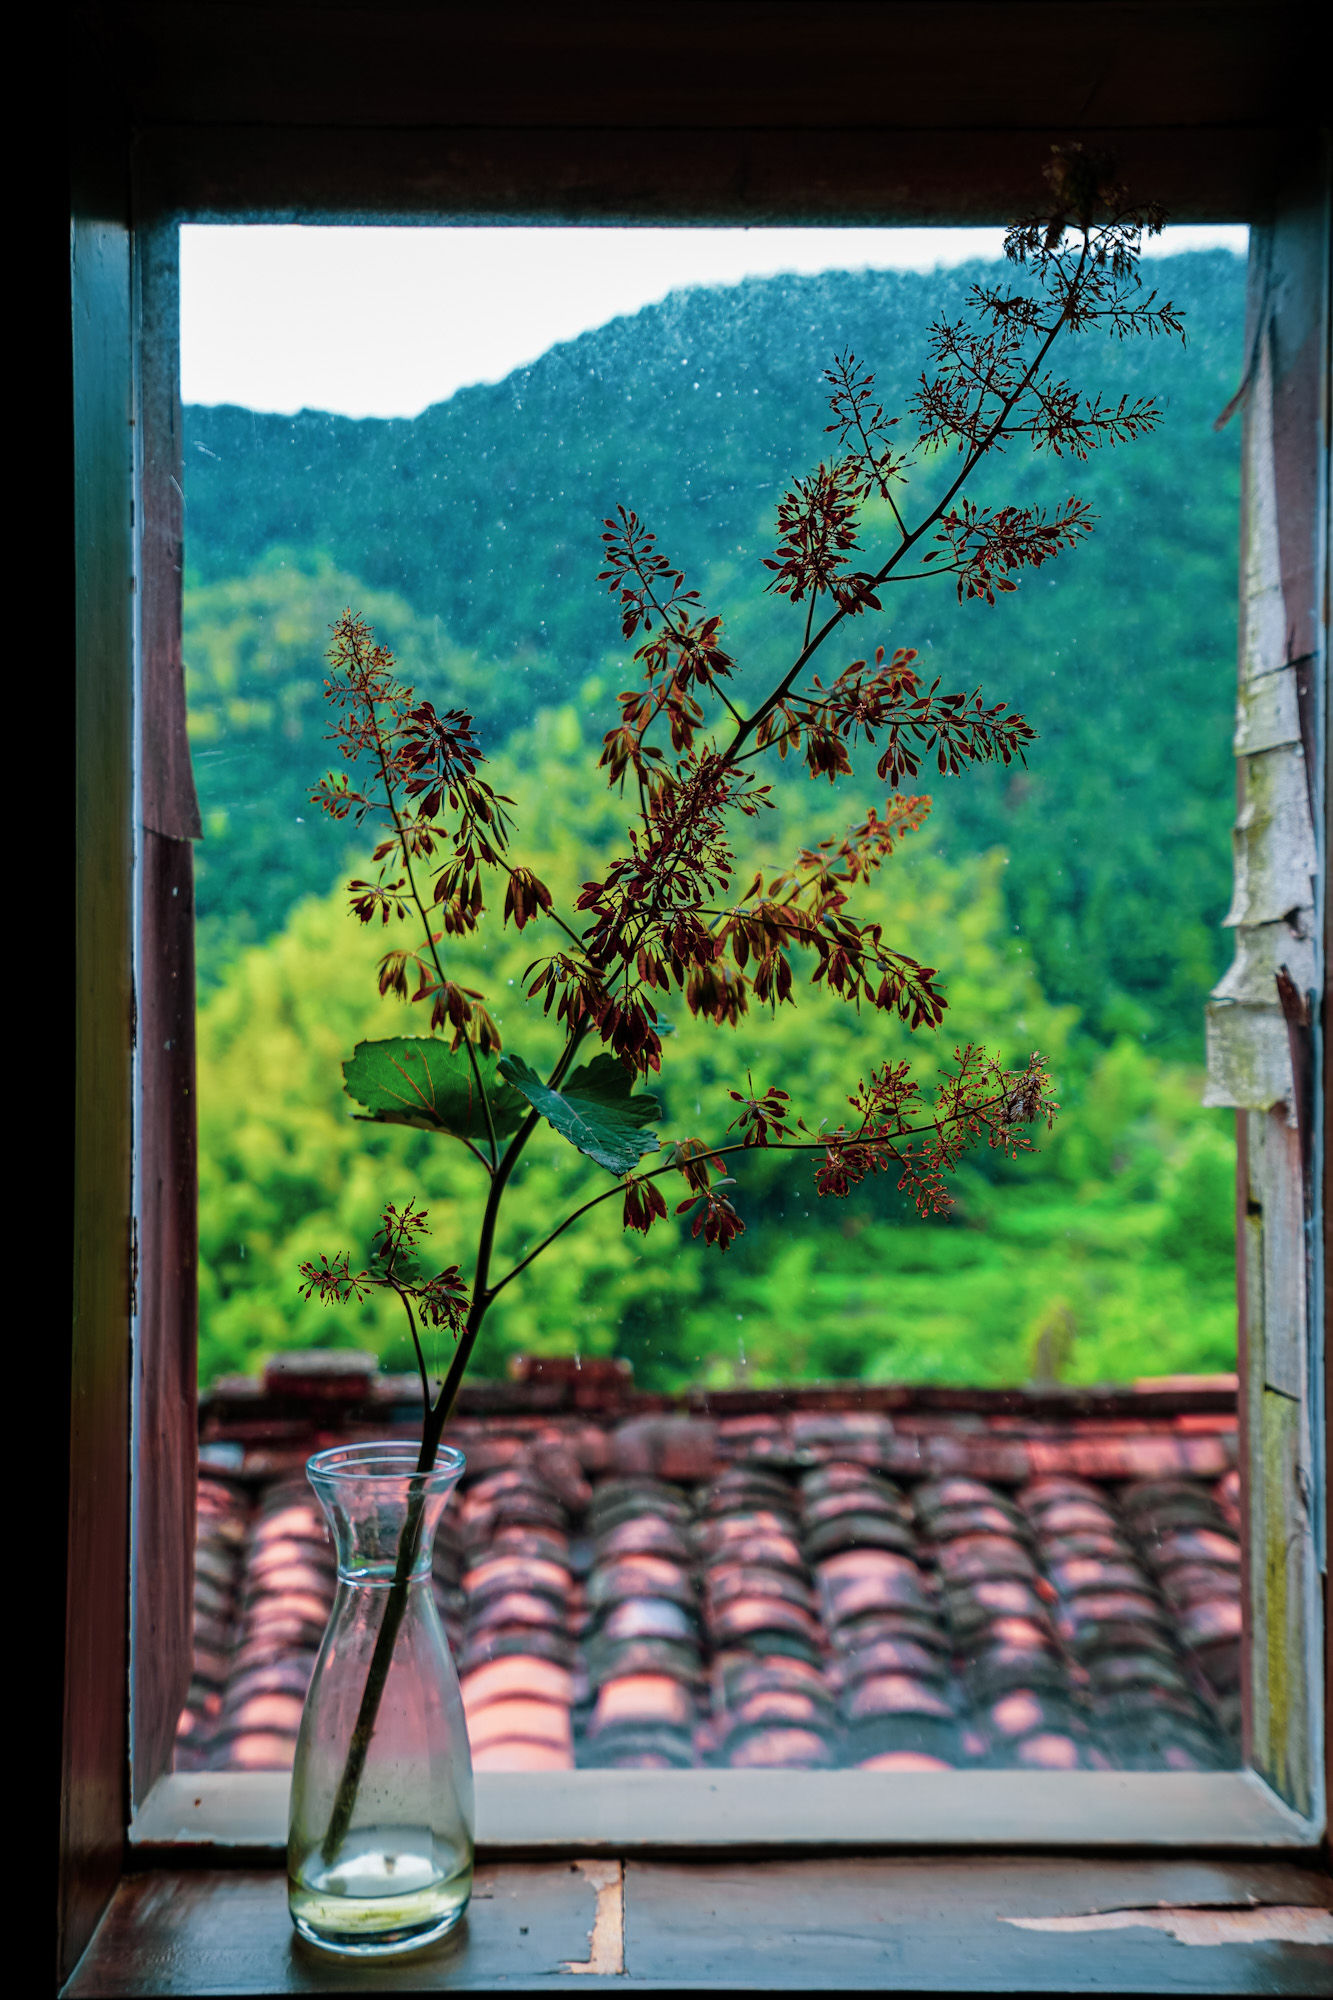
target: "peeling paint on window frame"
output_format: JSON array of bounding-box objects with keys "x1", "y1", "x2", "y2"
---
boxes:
[{"x1": 1202, "y1": 208, "x2": 1329, "y2": 1827}]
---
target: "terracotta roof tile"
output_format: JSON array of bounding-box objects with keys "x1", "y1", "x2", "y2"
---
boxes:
[
  {"x1": 590, "y1": 1673, "x2": 695, "y2": 1734},
  {"x1": 726, "y1": 1725, "x2": 836, "y2": 1769},
  {"x1": 858, "y1": 1750, "x2": 954, "y2": 1771},
  {"x1": 579, "y1": 1726, "x2": 696, "y2": 1769},
  {"x1": 471, "y1": 1740, "x2": 576, "y2": 1772},
  {"x1": 465, "y1": 1696, "x2": 573, "y2": 1757},
  {"x1": 595, "y1": 1515, "x2": 693, "y2": 1564},
  {"x1": 459, "y1": 1626, "x2": 577, "y2": 1676},
  {"x1": 583, "y1": 1635, "x2": 701, "y2": 1687},
  {"x1": 611, "y1": 1414, "x2": 716, "y2": 1482},
  {"x1": 461, "y1": 1655, "x2": 573, "y2": 1708},
  {"x1": 181, "y1": 1365, "x2": 1245, "y2": 1775},
  {"x1": 590, "y1": 1554, "x2": 696, "y2": 1612},
  {"x1": 705, "y1": 1564, "x2": 816, "y2": 1615}
]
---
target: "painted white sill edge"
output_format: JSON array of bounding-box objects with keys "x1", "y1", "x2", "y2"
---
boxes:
[{"x1": 131, "y1": 1768, "x2": 1319, "y2": 1855}]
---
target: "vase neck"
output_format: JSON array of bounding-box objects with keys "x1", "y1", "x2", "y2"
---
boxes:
[{"x1": 306, "y1": 1441, "x2": 464, "y2": 1586}]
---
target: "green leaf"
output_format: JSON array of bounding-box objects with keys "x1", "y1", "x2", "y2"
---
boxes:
[
  {"x1": 497, "y1": 1051, "x2": 662, "y2": 1176},
  {"x1": 342, "y1": 1038, "x2": 527, "y2": 1141}
]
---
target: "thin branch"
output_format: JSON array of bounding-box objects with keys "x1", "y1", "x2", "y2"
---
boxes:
[
  {"x1": 487, "y1": 1088, "x2": 1028, "y2": 1300},
  {"x1": 842, "y1": 371, "x2": 909, "y2": 537},
  {"x1": 366, "y1": 693, "x2": 501, "y2": 1172},
  {"x1": 388, "y1": 1279, "x2": 432, "y2": 1432},
  {"x1": 717, "y1": 241, "x2": 1091, "y2": 773}
]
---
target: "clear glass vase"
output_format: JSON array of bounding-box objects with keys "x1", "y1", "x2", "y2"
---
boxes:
[{"x1": 287, "y1": 1441, "x2": 474, "y2": 1957}]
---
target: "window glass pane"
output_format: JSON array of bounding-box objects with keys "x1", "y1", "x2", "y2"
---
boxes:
[{"x1": 176, "y1": 221, "x2": 1249, "y2": 1783}]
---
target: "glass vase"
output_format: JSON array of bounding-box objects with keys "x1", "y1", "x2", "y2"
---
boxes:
[{"x1": 287, "y1": 1441, "x2": 474, "y2": 1957}]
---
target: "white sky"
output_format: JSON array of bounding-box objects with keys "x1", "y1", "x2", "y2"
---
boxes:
[{"x1": 181, "y1": 223, "x2": 1249, "y2": 420}]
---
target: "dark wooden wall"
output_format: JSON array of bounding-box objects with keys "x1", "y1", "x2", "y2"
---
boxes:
[
  {"x1": 123, "y1": 1, "x2": 1322, "y2": 222},
  {"x1": 66, "y1": 1, "x2": 1329, "y2": 1985},
  {"x1": 131, "y1": 218, "x2": 202, "y2": 1812},
  {"x1": 69, "y1": 197, "x2": 135, "y2": 1987}
]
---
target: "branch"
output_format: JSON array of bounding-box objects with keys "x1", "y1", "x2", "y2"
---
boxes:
[
  {"x1": 486, "y1": 1082, "x2": 1043, "y2": 1300},
  {"x1": 366, "y1": 689, "x2": 502, "y2": 1172},
  {"x1": 718, "y1": 240, "x2": 1091, "y2": 773},
  {"x1": 387, "y1": 1278, "x2": 431, "y2": 1431}
]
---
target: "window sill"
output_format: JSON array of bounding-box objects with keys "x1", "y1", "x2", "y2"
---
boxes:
[
  {"x1": 131, "y1": 1767, "x2": 1319, "y2": 1861},
  {"x1": 68, "y1": 1852, "x2": 1333, "y2": 1995}
]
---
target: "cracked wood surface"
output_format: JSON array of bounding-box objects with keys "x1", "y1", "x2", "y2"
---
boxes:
[
  {"x1": 1004, "y1": 1905, "x2": 1333, "y2": 1945},
  {"x1": 66, "y1": 1857, "x2": 1332, "y2": 1994},
  {"x1": 560, "y1": 1861, "x2": 625, "y2": 1976}
]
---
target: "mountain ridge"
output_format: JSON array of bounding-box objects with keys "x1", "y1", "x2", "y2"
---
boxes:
[{"x1": 182, "y1": 251, "x2": 1247, "y2": 1053}]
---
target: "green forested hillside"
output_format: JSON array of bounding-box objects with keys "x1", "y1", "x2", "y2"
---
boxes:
[
  {"x1": 186, "y1": 251, "x2": 1245, "y2": 1053},
  {"x1": 196, "y1": 718, "x2": 1236, "y2": 1393},
  {"x1": 184, "y1": 250, "x2": 1246, "y2": 1389}
]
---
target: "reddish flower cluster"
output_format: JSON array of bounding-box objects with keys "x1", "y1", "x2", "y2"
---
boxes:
[
  {"x1": 305, "y1": 152, "x2": 1172, "y2": 1328},
  {"x1": 531, "y1": 752, "x2": 763, "y2": 1070},
  {"x1": 912, "y1": 155, "x2": 1181, "y2": 470},
  {"x1": 597, "y1": 508, "x2": 735, "y2": 791},
  {"x1": 313, "y1": 609, "x2": 549, "y2": 1050},
  {"x1": 621, "y1": 1174, "x2": 668, "y2": 1236},
  {"x1": 763, "y1": 460, "x2": 884, "y2": 615},
  {"x1": 726, "y1": 1081, "x2": 795, "y2": 1148},
  {"x1": 619, "y1": 1137, "x2": 747, "y2": 1252},
  {"x1": 822, "y1": 350, "x2": 909, "y2": 503},
  {"x1": 708, "y1": 800, "x2": 947, "y2": 1032},
  {"x1": 296, "y1": 1250, "x2": 372, "y2": 1310},
  {"x1": 767, "y1": 797, "x2": 934, "y2": 907},
  {"x1": 503, "y1": 867, "x2": 554, "y2": 931},
  {"x1": 299, "y1": 1200, "x2": 471, "y2": 1338},
  {"x1": 410, "y1": 1265, "x2": 472, "y2": 1335},
  {"x1": 678, "y1": 1185, "x2": 746, "y2": 1252},
  {"x1": 929, "y1": 497, "x2": 1096, "y2": 603},
  {"x1": 814, "y1": 1049, "x2": 1058, "y2": 1216},
  {"x1": 755, "y1": 644, "x2": 1035, "y2": 789}
]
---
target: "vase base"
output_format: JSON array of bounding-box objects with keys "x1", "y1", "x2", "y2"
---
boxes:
[
  {"x1": 292, "y1": 1903, "x2": 467, "y2": 1959},
  {"x1": 289, "y1": 1846, "x2": 472, "y2": 1958}
]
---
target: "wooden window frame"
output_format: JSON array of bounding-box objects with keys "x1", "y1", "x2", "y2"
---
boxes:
[{"x1": 67, "y1": 4, "x2": 1330, "y2": 1988}]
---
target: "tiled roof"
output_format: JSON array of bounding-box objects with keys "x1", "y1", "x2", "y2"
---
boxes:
[{"x1": 176, "y1": 1358, "x2": 1243, "y2": 1778}]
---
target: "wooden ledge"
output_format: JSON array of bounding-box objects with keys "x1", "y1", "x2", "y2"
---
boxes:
[
  {"x1": 68, "y1": 1854, "x2": 1333, "y2": 1995},
  {"x1": 132, "y1": 1768, "x2": 1318, "y2": 1861}
]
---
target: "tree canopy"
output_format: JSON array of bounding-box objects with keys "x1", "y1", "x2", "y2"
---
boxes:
[{"x1": 186, "y1": 249, "x2": 1245, "y2": 1390}]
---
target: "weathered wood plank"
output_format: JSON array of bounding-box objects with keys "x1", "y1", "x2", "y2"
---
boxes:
[
  {"x1": 1224, "y1": 744, "x2": 1318, "y2": 935},
  {"x1": 1243, "y1": 1110, "x2": 1319, "y2": 1815},
  {"x1": 118, "y1": 2, "x2": 1318, "y2": 135},
  {"x1": 1207, "y1": 173, "x2": 1327, "y2": 1825},
  {"x1": 66, "y1": 1857, "x2": 1333, "y2": 1995},
  {"x1": 1212, "y1": 916, "x2": 1317, "y2": 1010},
  {"x1": 623, "y1": 1857, "x2": 1333, "y2": 1993},
  {"x1": 135, "y1": 218, "x2": 199, "y2": 844},
  {"x1": 66, "y1": 1863, "x2": 617, "y2": 1995},
  {"x1": 144, "y1": 121, "x2": 1293, "y2": 228},
  {"x1": 68, "y1": 204, "x2": 135, "y2": 1988},
  {"x1": 131, "y1": 1768, "x2": 1317, "y2": 1860},
  {"x1": 129, "y1": 204, "x2": 201, "y2": 1809},
  {"x1": 1258, "y1": 1388, "x2": 1314, "y2": 1812},
  {"x1": 131, "y1": 830, "x2": 198, "y2": 1802},
  {"x1": 1235, "y1": 665, "x2": 1303, "y2": 758}
]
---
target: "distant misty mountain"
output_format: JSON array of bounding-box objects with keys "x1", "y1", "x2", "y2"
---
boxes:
[
  {"x1": 184, "y1": 255, "x2": 1243, "y2": 683},
  {"x1": 183, "y1": 253, "x2": 1247, "y2": 1053}
]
